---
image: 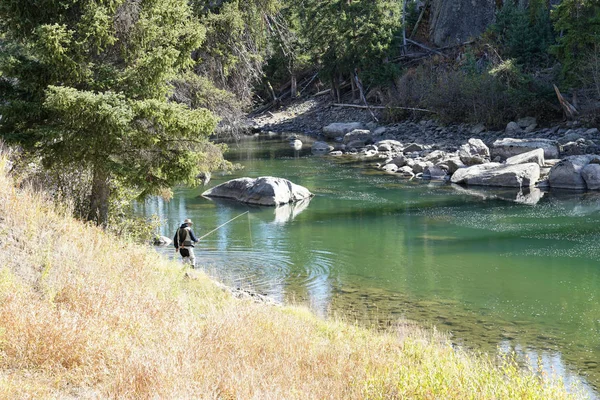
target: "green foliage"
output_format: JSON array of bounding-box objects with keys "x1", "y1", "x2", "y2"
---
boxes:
[
  {"x1": 492, "y1": 1, "x2": 554, "y2": 68},
  {"x1": 552, "y1": 0, "x2": 600, "y2": 85},
  {"x1": 390, "y1": 58, "x2": 558, "y2": 128},
  {"x1": 298, "y1": 0, "x2": 402, "y2": 86},
  {"x1": 191, "y1": 0, "x2": 282, "y2": 104},
  {"x1": 0, "y1": 0, "x2": 224, "y2": 226}
]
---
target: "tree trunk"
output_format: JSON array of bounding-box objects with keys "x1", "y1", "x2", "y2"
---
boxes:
[
  {"x1": 88, "y1": 166, "x2": 110, "y2": 227},
  {"x1": 291, "y1": 74, "x2": 297, "y2": 99}
]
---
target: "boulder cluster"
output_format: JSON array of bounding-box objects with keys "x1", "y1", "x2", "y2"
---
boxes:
[{"x1": 312, "y1": 122, "x2": 600, "y2": 191}]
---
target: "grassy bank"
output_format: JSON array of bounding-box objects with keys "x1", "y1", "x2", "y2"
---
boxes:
[{"x1": 0, "y1": 156, "x2": 583, "y2": 399}]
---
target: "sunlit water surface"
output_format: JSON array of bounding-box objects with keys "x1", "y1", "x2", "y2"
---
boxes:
[{"x1": 136, "y1": 135, "x2": 600, "y2": 397}]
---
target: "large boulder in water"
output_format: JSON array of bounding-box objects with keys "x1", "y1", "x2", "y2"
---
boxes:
[
  {"x1": 548, "y1": 155, "x2": 600, "y2": 190},
  {"x1": 451, "y1": 163, "x2": 540, "y2": 188},
  {"x1": 202, "y1": 177, "x2": 313, "y2": 206}
]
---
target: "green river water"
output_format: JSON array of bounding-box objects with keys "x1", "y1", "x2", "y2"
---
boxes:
[{"x1": 137, "y1": 134, "x2": 600, "y2": 397}]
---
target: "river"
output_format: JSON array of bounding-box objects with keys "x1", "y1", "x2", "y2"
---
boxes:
[{"x1": 137, "y1": 134, "x2": 600, "y2": 397}]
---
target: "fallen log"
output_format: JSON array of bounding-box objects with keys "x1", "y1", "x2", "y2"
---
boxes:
[{"x1": 332, "y1": 103, "x2": 436, "y2": 113}]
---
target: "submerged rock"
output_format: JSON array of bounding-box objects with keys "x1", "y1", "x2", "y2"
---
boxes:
[
  {"x1": 202, "y1": 177, "x2": 313, "y2": 206},
  {"x1": 312, "y1": 141, "x2": 333, "y2": 155}
]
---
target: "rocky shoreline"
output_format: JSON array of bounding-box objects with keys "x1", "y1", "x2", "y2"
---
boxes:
[{"x1": 250, "y1": 99, "x2": 600, "y2": 199}]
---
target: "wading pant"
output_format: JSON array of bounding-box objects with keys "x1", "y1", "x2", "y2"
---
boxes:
[{"x1": 181, "y1": 247, "x2": 196, "y2": 268}]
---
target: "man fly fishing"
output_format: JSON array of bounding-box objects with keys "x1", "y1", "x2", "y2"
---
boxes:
[
  {"x1": 174, "y1": 218, "x2": 199, "y2": 268},
  {"x1": 173, "y1": 212, "x2": 249, "y2": 269}
]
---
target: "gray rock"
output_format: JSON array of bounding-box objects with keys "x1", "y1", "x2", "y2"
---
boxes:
[
  {"x1": 429, "y1": 0, "x2": 496, "y2": 47},
  {"x1": 492, "y1": 138, "x2": 560, "y2": 160},
  {"x1": 312, "y1": 141, "x2": 333, "y2": 155},
  {"x1": 517, "y1": 117, "x2": 537, "y2": 129},
  {"x1": 343, "y1": 129, "x2": 372, "y2": 145},
  {"x1": 585, "y1": 128, "x2": 599, "y2": 136},
  {"x1": 505, "y1": 121, "x2": 522, "y2": 135},
  {"x1": 329, "y1": 151, "x2": 343, "y2": 156},
  {"x1": 583, "y1": 164, "x2": 600, "y2": 190},
  {"x1": 378, "y1": 143, "x2": 393, "y2": 152},
  {"x1": 424, "y1": 150, "x2": 447, "y2": 163},
  {"x1": 505, "y1": 148, "x2": 545, "y2": 166},
  {"x1": 548, "y1": 155, "x2": 600, "y2": 190},
  {"x1": 560, "y1": 140, "x2": 600, "y2": 156},
  {"x1": 376, "y1": 140, "x2": 403, "y2": 152},
  {"x1": 451, "y1": 163, "x2": 540, "y2": 188},
  {"x1": 439, "y1": 157, "x2": 465, "y2": 174},
  {"x1": 470, "y1": 123, "x2": 486, "y2": 135},
  {"x1": 412, "y1": 161, "x2": 433, "y2": 174},
  {"x1": 390, "y1": 154, "x2": 408, "y2": 168},
  {"x1": 403, "y1": 143, "x2": 425, "y2": 153},
  {"x1": 524, "y1": 124, "x2": 538, "y2": 133},
  {"x1": 423, "y1": 165, "x2": 449, "y2": 181},
  {"x1": 323, "y1": 122, "x2": 365, "y2": 139},
  {"x1": 558, "y1": 129, "x2": 583, "y2": 145},
  {"x1": 203, "y1": 177, "x2": 313, "y2": 206},
  {"x1": 459, "y1": 138, "x2": 490, "y2": 166}
]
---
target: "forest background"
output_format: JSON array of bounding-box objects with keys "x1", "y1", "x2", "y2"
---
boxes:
[{"x1": 0, "y1": 0, "x2": 599, "y2": 233}]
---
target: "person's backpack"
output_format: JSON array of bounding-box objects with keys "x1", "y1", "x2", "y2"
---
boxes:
[{"x1": 177, "y1": 227, "x2": 193, "y2": 247}]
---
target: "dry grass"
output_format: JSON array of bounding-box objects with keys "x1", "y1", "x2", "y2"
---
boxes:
[{"x1": 0, "y1": 156, "x2": 585, "y2": 399}]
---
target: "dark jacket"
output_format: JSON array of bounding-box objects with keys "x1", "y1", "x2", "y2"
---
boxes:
[{"x1": 173, "y1": 224, "x2": 198, "y2": 249}]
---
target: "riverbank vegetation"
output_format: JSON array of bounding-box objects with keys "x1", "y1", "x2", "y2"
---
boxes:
[{"x1": 0, "y1": 155, "x2": 582, "y2": 399}]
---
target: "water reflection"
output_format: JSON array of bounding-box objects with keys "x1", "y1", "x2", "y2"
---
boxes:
[{"x1": 451, "y1": 184, "x2": 546, "y2": 205}]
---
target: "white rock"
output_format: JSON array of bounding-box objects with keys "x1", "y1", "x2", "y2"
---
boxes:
[
  {"x1": 459, "y1": 138, "x2": 490, "y2": 166},
  {"x1": 202, "y1": 177, "x2": 313, "y2": 206},
  {"x1": 382, "y1": 164, "x2": 399, "y2": 173},
  {"x1": 505, "y1": 148, "x2": 545, "y2": 166},
  {"x1": 451, "y1": 163, "x2": 540, "y2": 188}
]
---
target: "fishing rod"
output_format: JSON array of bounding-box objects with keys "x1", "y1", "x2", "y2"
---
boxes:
[{"x1": 198, "y1": 211, "x2": 250, "y2": 241}]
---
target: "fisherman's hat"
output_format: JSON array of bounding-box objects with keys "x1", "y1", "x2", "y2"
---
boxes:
[{"x1": 184, "y1": 218, "x2": 193, "y2": 225}]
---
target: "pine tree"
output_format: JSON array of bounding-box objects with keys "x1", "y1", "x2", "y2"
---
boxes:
[
  {"x1": 552, "y1": 0, "x2": 600, "y2": 84},
  {"x1": 0, "y1": 0, "x2": 223, "y2": 226},
  {"x1": 299, "y1": 0, "x2": 402, "y2": 93}
]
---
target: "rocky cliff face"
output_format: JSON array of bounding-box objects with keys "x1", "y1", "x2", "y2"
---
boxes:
[
  {"x1": 428, "y1": 0, "x2": 562, "y2": 48},
  {"x1": 429, "y1": 0, "x2": 497, "y2": 47}
]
